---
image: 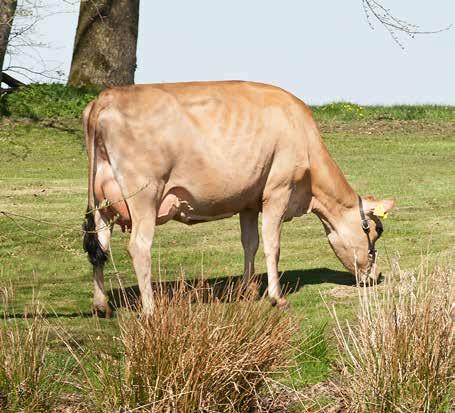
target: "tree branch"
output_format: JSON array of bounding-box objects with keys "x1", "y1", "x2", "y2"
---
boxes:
[
  {"x1": 1, "y1": 71, "x2": 24, "y2": 87},
  {"x1": 362, "y1": 0, "x2": 452, "y2": 47}
]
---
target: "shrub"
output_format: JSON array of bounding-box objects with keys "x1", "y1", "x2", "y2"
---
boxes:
[
  {"x1": 4, "y1": 83, "x2": 101, "y2": 119},
  {"x1": 330, "y1": 263, "x2": 454, "y2": 413},
  {"x1": 71, "y1": 282, "x2": 296, "y2": 413}
]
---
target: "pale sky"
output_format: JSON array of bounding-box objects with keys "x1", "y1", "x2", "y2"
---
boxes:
[{"x1": 8, "y1": 0, "x2": 455, "y2": 105}]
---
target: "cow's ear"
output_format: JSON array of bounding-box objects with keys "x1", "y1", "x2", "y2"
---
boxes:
[{"x1": 363, "y1": 197, "x2": 395, "y2": 218}]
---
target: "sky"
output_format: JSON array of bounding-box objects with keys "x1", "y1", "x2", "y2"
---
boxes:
[{"x1": 8, "y1": 0, "x2": 455, "y2": 105}]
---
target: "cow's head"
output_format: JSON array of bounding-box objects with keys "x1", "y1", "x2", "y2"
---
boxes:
[{"x1": 326, "y1": 197, "x2": 395, "y2": 282}]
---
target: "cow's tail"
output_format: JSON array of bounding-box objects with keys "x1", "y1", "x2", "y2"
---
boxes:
[{"x1": 82, "y1": 98, "x2": 108, "y2": 267}]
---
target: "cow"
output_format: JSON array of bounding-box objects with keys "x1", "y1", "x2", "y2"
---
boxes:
[{"x1": 82, "y1": 81, "x2": 394, "y2": 317}]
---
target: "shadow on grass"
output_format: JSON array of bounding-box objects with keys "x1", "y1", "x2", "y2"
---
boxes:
[
  {"x1": 108, "y1": 267, "x2": 356, "y2": 310},
  {"x1": 0, "y1": 268, "x2": 356, "y2": 319}
]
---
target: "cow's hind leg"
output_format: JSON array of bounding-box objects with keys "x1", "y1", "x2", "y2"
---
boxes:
[
  {"x1": 83, "y1": 208, "x2": 113, "y2": 318},
  {"x1": 126, "y1": 183, "x2": 163, "y2": 315},
  {"x1": 261, "y1": 191, "x2": 290, "y2": 309},
  {"x1": 240, "y1": 209, "x2": 259, "y2": 284}
]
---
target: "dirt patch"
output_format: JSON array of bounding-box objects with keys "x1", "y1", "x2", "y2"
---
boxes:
[
  {"x1": 319, "y1": 120, "x2": 455, "y2": 136},
  {"x1": 326, "y1": 282, "x2": 387, "y2": 300},
  {"x1": 325, "y1": 285, "x2": 358, "y2": 299},
  {"x1": 257, "y1": 381, "x2": 346, "y2": 413},
  {"x1": 52, "y1": 395, "x2": 85, "y2": 413}
]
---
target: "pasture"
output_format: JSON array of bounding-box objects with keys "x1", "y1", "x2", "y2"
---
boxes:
[{"x1": 0, "y1": 88, "x2": 454, "y2": 411}]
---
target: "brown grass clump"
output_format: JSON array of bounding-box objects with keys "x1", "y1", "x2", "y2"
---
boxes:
[
  {"x1": 75, "y1": 281, "x2": 296, "y2": 412},
  {"x1": 0, "y1": 291, "x2": 61, "y2": 413},
  {"x1": 330, "y1": 262, "x2": 454, "y2": 413}
]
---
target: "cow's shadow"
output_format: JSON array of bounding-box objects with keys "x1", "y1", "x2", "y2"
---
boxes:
[{"x1": 108, "y1": 267, "x2": 356, "y2": 309}]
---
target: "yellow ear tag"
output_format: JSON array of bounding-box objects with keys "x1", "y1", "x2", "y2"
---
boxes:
[{"x1": 373, "y1": 204, "x2": 388, "y2": 219}]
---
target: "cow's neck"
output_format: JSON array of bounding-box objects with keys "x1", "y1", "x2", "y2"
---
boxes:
[{"x1": 308, "y1": 138, "x2": 357, "y2": 231}]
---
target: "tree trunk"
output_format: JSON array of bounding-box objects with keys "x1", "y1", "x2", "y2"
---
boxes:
[
  {"x1": 0, "y1": 0, "x2": 17, "y2": 84},
  {"x1": 68, "y1": 0, "x2": 139, "y2": 87}
]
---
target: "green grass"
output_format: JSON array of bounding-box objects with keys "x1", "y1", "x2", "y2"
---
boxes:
[
  {"x1": 290, "y1": 323, "x2": 331, "y2": 387},
  {"x1": 1, "y1": 96, "x2": 454, "y2": 409},
  {"x1": 312, "y1": 102, "x2": 455, "y2": 122}
]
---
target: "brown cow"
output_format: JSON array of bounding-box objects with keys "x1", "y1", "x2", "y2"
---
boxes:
[{"x1": 82, "y1": 81, "x2": 394, "y2": 317}]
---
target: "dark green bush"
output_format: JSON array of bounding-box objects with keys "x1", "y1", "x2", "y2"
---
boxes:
[{"x1": 3, "y1": 83, "x2": 102, "y2": 119}]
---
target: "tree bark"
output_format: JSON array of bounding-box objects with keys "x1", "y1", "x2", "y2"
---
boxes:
[
  {"x1": 68, "y1": 0, "x2": 139, "y2": 87},
  {"x1": 0, "y1": 0, "x2": 17, "y2": 84}
]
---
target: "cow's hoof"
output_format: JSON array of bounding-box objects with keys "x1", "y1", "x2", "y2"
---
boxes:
[
  {"x1": 92, "y1": 303, "x2": 113, "y2": 319},
  {"x1": 270, "y1": 297, "x2": 289, "y2": 310}
]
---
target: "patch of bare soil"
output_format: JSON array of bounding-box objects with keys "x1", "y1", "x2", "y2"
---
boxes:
[
  {"x1": 326, "y1": 282, "x2": 386, "y2": 300},
  {"x1": 319, "y1": 120, "x2": 455, "y2": 136},
  {"x1": 256, "y1": 381, "x2": 346, "y2": 413},
  {"x1": 52, "y1": 395, "x2": 85, "y2": 413},
  {"x1": 325, "y1": 285, "x2": 358, "y2": 299}
]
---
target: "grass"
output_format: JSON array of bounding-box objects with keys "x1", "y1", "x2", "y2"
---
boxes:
[
  {"x1": 330, "y1": 262, "x2": 454, "y2": 412},
  {"x1": 0, "y1": 88, "x2": 454, "y2": 410},
  {"x1": 0, "y1": 295, "x2": 64, "y2": 412},
  {"x1": 311, "y1": 102, "x2": 455, "y2": 122},
  {"x1": 290, "y1": 323, "x2": 331, "y2": 387}
]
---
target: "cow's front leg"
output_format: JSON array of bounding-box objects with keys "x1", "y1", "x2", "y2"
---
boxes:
[
  {"x1": 128, "y1": 215, "x2": 156, "y2": 314},
  {"x1": 240, "y1": 209, "x2": 259, "y2": 284},
  {"x1": 261, "y1": 197, "x2": 289, "y2": 309}
]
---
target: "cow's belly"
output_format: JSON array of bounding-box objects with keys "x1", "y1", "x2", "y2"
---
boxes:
[
  {"x1": 156, "y1": 184, "x2": 260, "y2": 226},
  {"x1": 95, "y1": 163, "x2": 260, "y2": 228}
]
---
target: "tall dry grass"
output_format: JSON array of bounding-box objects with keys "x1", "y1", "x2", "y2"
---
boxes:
[
  {"x1": 0, "y1": 289, "x2": 62, "y2": 413},
  {"x1": 330, "y1": 262, "x2": 454, "y2": 413},
  {"x1": 71, "y1": 281, "x2": 296, "y2": 413}
]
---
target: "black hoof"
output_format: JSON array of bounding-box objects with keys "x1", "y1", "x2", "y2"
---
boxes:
[{"x1": 92, "y1": 303, "x2": 113, "y2": 319}]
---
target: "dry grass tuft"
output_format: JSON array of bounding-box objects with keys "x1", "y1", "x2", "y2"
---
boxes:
[
  {"x1": 0, "y1": 292, "x2": 62, "y2": 413},
  {"x1": 74, "y1": 281, "x2": 296, "y2": 412},
  {"x1": 330, "y1": 262, "x2": 454, "y2": 413}
]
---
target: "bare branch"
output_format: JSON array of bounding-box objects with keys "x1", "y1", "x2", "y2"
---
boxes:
[
  {"x1": 4, "y1": 0, "x2": 73, "y2": 82},
  {"x1": 362, "y1": 0, "x2": 452, "y2": 47},
  {"x1": 6, "y1": 65, "x2": 64, "y2": 81}
]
